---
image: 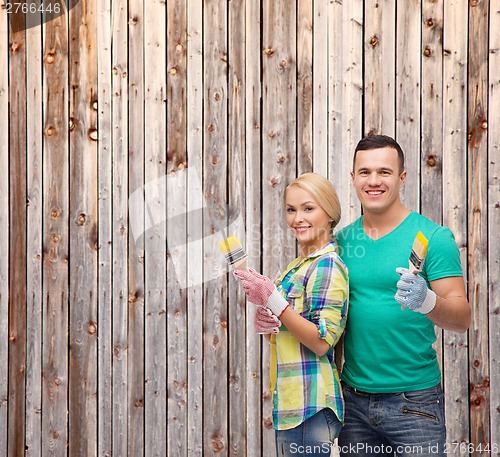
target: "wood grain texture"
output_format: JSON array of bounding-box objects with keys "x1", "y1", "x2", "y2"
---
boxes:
[
  {"x1": 166, "y1": 1, "x2": 188, "y2": 455},
  {"x1": 0, "y1": 7, "x2": 9, "y2": 456},
  {"x1": 203, "y1": 0, "x2": 229, "y2": 454},
  {"x1": 68, "y1": 0, "x2": 99, "y2": 454},
  {"x1": 25, "y1": 15, "x2": 43, "y2": 457},
  {"x1": 96, "y1": 0, "x2": 113, "y2": 455},
  {"x1": 144, "y1": 0, "x2": 168, "y2": 454},
  {"x1": 488, "y1": 0, "x2": 500, "y2": 449},
  {"x1": 186, "y1": 0, "x2": 203, "y2": 455},
  {"x1": 42, "y1": 10, "x2": 70, "y2": 456},
  {"x1": 396, "y1": 0, "x2": 421, "y2": 212},
  {"x1": 468, "y1": 1, "x2": 490, "y2": 454},
  {"x1": 442, "y1": 1, "x2": 470, "y2": 452},
  {"x1": 127, "y1": 0, "x2": 146, "y2": 453},
  {"x1": 8, "y1": 15, "x2": 27, "y2": 457},
  {"x1": 244, "y1": 0, "x2": 263, "y2": 454}
]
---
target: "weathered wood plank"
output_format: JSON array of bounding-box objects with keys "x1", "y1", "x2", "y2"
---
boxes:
[
  {"x1": 329, "y1": 0, "x2": 363, "y2": 228},
  {"x1": 244, "y1": 0, "x2": 262, "y2": 454},
  {"x1": 468, "y1": 0, "x2": 491, "y2": 454},
  {"x1": 297, "y1": 0, "x2": 313, "y2": 174},
  {"x1": 97, "y1": 0, "x2": 113, "y2": 454},
  {"x1": 0, "y1": 7, "x2": 9, "y2": 456},
  {"x1": 110, "y1": 0, "x2": 129, "y2": 454},
  {"x1": 8, "y1": 14, "x2": 27, "y2": 457},
  {"x1": 166, "y1": 1, "x2": 188, "y2": 455},
  {"x1": 488, "y1": 1, "x2": 500, "y2": 449},
  {"x1": 421, "y1": 0, "x2": 444, "y2": 376},
  {"x1": 262, "y1": 0, "x2": 297, "y2": 454},
  {"x1": 442, "y1": 2, "x2": 470, "y2": 452},
  {"x1": 363, "y1": 0, "x2": 396, "y2": 137},
  {"x1": 128, "y1": 0, "x2": 146, "y2": 453},
  {"x1": 396, "y1": 0, "x2": 421, "y2": 212},
  {"x1": 312, "y1": 0, "x2": 330, "y2": 177},
  {"x1": 42, "y1": 10, "x2": 69, "y2": 456},
  {"x1": 68, "y1": 0, "x2": 99, "y2": 454},
  {"x1": 144, "y1": 0, "x2": 167, "y2": 454},
  {"x1": 186, "y1": 0, "x2": 203, "y2": 454},
  {"x1": 25, "y1": 14, "x2": 43, "y2": 457},
  {"x1": 228, "y1": 0, "x2": 246, "y2": 454},
  {"x1": 203, "y1": 0, "x2": 229, "y2": 454}
]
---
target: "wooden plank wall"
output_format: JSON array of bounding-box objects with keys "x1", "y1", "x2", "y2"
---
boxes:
[{"x1": 0, "y1": 1, "x2": 498, "y2": 456}]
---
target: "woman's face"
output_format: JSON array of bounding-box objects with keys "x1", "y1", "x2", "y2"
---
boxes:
[{"x1": 285, "y1": 185, "x2": 332, "y2": 255}]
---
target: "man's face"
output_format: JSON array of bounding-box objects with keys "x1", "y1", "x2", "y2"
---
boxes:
[{"x1": 351, "y1": 147, "x2": 406, "y2": 215}]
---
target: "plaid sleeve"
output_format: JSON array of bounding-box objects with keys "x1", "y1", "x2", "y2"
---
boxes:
[{"x1": 305, "y1": 254, "x2": 349, "y2": 347}]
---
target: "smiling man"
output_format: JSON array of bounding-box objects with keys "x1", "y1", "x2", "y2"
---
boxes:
[{"x1": 336, "y1": 135, "x2": 471, "y2": 457}]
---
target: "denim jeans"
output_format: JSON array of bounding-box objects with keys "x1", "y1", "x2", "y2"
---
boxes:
[
  {"x1": 338, "y1": 382, "x2": 446, "y2": 457},
  {"x1": 275, "y1": 408, "x2": 342, "y2": 457}
]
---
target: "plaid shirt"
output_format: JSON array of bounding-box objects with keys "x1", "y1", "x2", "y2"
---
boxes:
[{"x1": 269, "y1": 241, "x2": 349, "y2": 430}]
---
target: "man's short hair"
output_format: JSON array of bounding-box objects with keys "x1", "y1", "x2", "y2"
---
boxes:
[{"x1": 353, "y1": 134, "x2": 405, "y2": 174}]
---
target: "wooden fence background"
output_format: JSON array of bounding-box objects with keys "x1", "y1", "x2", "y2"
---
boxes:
[{"x1": 0, "y1": 0, "x2": 499, "y2": 456}]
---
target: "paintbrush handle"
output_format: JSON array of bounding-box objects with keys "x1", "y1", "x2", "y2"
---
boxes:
[{"x1": 232, "y1": 258, "x2": 248, "y2": 271}]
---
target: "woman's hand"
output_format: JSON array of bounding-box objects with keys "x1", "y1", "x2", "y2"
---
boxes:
[
  {"x1": 254, "y1": 306, "x2": 281, "y2": 334},
  {"x1": 233, "y1": 268, "x2": 289, "y2": 317}
]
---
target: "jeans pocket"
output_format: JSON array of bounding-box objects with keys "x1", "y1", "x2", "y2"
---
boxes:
[
  {"x1": 401, "y1": 386, "x2": 442, "y2": 406},
  {"x1": 401, "y1": 386, "x2": 444, "y2": 423},
  {"x1": 323, "y1": 408, "x2": 342, "y2": 441}
]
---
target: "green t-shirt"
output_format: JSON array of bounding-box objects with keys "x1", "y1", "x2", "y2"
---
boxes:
[{"x1": 336, "y1": 211, "x2": 463, "y2": 393}]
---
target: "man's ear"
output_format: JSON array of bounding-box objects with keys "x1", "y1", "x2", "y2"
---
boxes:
[
  {"x1": 399, "y1": 170, "x2": 407, "y2": 187},
  {"x1": 350, "y1": 171, "x2": 355, "y2": 185}
]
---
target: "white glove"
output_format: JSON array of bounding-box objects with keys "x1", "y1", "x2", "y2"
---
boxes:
[{"x1": 395, "y1": 267, "x2": 436, "y2": 315}]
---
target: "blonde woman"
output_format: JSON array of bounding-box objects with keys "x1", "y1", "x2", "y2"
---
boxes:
[{"x1": 234, "y1": 173, "x2": 349, "y2": 457}]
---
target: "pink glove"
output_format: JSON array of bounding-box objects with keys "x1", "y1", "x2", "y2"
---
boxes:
[
  {"x1": 233, "y1": 268, "x2": 275, "y2": 305},
  {"x1": 233, "y1": 268, "x2": 289, "y2": 317},
  {"x1": 254, "y1": 306, "x2": 281, "y2": 334}
]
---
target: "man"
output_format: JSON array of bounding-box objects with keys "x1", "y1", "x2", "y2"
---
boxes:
[{"x1": 336, "y1": 134, "x2": 471, "y2": 457}]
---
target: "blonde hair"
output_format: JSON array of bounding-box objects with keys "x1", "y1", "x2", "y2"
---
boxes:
[{"x1": 285, "y1": 173, "x2": 341, "y2": 236}]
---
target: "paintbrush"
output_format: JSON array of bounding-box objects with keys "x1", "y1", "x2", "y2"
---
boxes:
[
  {"x1": 219, "y1": 235, "x2": 248, "y2": 271},
  {"x1": 409, "y1": 231, "x2": 429, "y2": 274}
]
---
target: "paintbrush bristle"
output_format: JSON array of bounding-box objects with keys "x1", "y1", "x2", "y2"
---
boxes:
[
  {"x1": 219, "y1": 235, "x2": 247, "y2": 266},
  {"x1": 409, "y1": 231, "x2": 429, "y2": 273}
]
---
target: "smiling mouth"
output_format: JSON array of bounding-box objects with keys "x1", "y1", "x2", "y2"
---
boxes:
[
  {"x1": 294, "y1": 226, "x2": 311, "y2": 232},
  {"x1": 365, "y1": 190, "x2": 384, "y2": 196}
]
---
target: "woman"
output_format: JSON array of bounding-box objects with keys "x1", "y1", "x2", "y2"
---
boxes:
[{"x1": 234, "y1": 173, "x2": 349, "y2": 457}]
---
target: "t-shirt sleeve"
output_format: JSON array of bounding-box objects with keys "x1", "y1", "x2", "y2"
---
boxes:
[
  {"x1": 305, "y1": 255, "x2": 349, "y2": 347},
  {"x1": 424, "y1": 226, "x2": 464, "y2": 282}
]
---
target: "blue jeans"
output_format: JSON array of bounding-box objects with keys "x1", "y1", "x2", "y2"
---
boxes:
[
  {"x1": 338, "y1": 382, "x2": 446, "y2": 457},
  {"x1": 275, "y1": 408, "x2": 342, "y2": 457}
]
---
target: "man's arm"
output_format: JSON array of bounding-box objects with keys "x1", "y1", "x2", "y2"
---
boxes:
[{"x1": 427, "y1": 276, "x2": 471, "y2": 333}]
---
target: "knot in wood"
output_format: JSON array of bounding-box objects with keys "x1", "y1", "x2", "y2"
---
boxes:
[
  {"x1": 10, "y1": 42, "x2": 21, "y2": 53},
  {"x1": 207, "y1": 123, "x2": 216, "y2": 133},
  {"x1": 169, "y1": 66, "x2": 178, "y2": 76},
  {"x1": 426, "y1": 18, "x2": 434, "y2": 27},
  {"x1": 270, "y1": 176, "x2": 279, "y2": 187},
  {"x1": 473, "y1": 359, "x2": 480, "y2": 368},
  {"x1": 92, "y1": 101, "x2": 98, "y2": 110},
  {"x1": 211, "y1": 155, "x2": 218, "y2": 165},
  {"x1": 424, "y1": 47, "x2": 432, "y2": 57},
  {"x1": 267, "y1": 130, "x2": 275, "y2": 139},
  {"x1": 481, "y1": 121, "x2": 488, "y2": 130},
  {"x1": 426, "y1": 155, "x2": 437, "y2": 167},
  {"x1": 77, "y1": 213, "x2": 87, "y2": 225},
  {"x1": 220, "y1": 52, "x2": 227, "y2": 63},
  {"x1": 45, "y1": 126, "x2": 56, "y2": 137},
  {"x1": 52, "y1": 234, "x2": 60, "y2": 243},
  {"x1": 264, "y1": 47, "x2": 274, "y2": 56},
  {"x1": 69, "y1": 117, "x2": 77, "y2": 132},
  {"x1": 370, "y1": 35, "x2": 379, "y2": 47},
  {"x1": 44, "y1": 52, "x2": 56, "y2": 64},
  {"x1": 128, "y1": 16, "x2": 138, "y2": 26},
  {"x1": 277, "y1": 154, "x2": 286, "y2": 164},
  {"x1": 213, "y1": 91, "x2": 221, "y2": 101},
  {"x1": 135, "y1": 399, "x2": 144, "y2": 408},
  {"x1": 469, "y1": 0, "x2": 478, "y2": 6},
  {"x1": 88, "y1": 129, "x2": 98, "y2": 141},
  {"x1": 176, "y1": 43, "x2": 184, "y2": 53},
  {"x1": 88, "y1": 322, "x2": 97, "y2": 335},
  {"x1": 51, "y1": 208, "x2": 61, "y2": 219},
  {"x1": 280, "y1": 59, "x2": 287, "y2": 68},
  {"x1": 211, "y1": 435, "x2": 225, "y2": 452}
]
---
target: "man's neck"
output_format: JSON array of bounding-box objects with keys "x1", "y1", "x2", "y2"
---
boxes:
[{"x1": 362, "y1": 204, "x2": 411, "y2": 240}]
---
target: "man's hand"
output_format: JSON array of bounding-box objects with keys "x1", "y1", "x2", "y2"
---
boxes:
[
  {"x1": 233, "y1": 268, "x2": 289, "y2": 317},
  {"x1": 395, "y1": 267, "x2": 436, "y2": 315},
  {"x1": 254, "y1": 306, "x2": 281, "y2": 334}
]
